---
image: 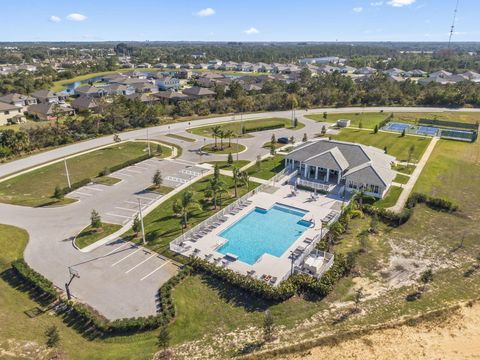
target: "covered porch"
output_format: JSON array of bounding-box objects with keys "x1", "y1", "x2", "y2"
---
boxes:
[{"x1": 285, "y1": 158, "x2": 343, "y2": 185}]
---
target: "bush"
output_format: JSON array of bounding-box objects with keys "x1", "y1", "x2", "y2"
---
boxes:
[
  {"x1": 363, "y1": 204, "x2": 412, "y2": 226},
  {"x1": 11, "y1": 260, "x2": 58, "y2": 300},
  {"x1": 406, "y1": 192, "x2": 458, "y2": 212}
]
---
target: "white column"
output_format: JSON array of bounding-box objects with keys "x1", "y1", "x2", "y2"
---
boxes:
[
  {"x1": 326, "y1": 169, "x2": 330, "y2": 182},
  {"x1": 337, "y1": 171, "x2": 341, "y2": 184},
  {"x1": 315, "y1": 166, "x2": 319, "y2": 180},
  {"x1": 304, "y1": 164, "x2": 308, "y2": 178}
]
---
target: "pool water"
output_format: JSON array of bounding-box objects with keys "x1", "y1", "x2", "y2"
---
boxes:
[{"x1": 218, "y1": 204, "x2": 311, "y2": 265}]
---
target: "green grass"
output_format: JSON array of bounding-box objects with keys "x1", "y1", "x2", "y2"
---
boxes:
[
  {"x1": 201, "y1": 142, "x2": 246, "y2": 154},
  {"x1": 165, "y1": 133, "x2": 196, "y2": 143},
  {"x1": 392, "y1": 111, "x2": 480, "y2": 125},
  {"x1": 147, "y1": 185, "x2": 175, "y2": 195},
  {"x1": 188, "y1": 117, "x2": 302, "y2": 138},
  {"x1": 247, "y1": 155, "x2": 285, "y2": 180},
  {"x1": 306, "y1": 112, "x2": 389, "y2": 129},
  {"x1": 330, "y1": 128, "x2": 430, "y2": 162},
  {"x1": 206, "y1": 160, "x2": 250, "y2": 170},
  {"x1": 93, "y1": 176, "x2": 122, "y2": 186},
  {"x1": 0, "y1": 142, "x2": 166, "y2": 207},
  {"x1": 137, "y1": 174, "x2": 258, "y2": 256},
  {"x1": 262, "y1": 141, "x2": 285, "y2": 149},
  {"x1": 392, "y1": 163, "x2": 416, "y2": 175},
  {"x1": 393, "y1": 173, "x2": 410, "y2": 184},
  {"x1": 74, "y1": 223, "x2": 122, "y2": 249},
  {"x1": 373, "y1": 185, "x2": 403, "y2": 208}
]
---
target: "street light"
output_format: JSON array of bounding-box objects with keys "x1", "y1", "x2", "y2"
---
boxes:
[
  {"x1": 146, "y1": 128, "x2": 151, "y2": 156},
  {"x1": 138, "y1": 199, "x2": 146, "y2": 245},
  {"x1": 64, "y1": 158, "x2": 71, "y2": 189}
]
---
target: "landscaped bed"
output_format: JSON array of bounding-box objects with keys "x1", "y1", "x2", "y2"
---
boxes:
[
  {"x1": 306, "y1": 112, "x2": 389, "y2": 129},
  {"x1": 247, "y1": 155, "x2": 285, "y2": 180},
  {"x1": 374, "y1": 185, "x2": 403, "y2": 208},
  {"x1": 206, "y1": 160, "x2": 250, "y2": 170},
  {"x1": 201, "y1": 143, "x2": 246, "y2": 154},
  {"x1": 165, "y1": 133, "x2": 197, "y2": 142},
  {"x1": 74, "y1": 223, "x2": 122, "y2": 249}
]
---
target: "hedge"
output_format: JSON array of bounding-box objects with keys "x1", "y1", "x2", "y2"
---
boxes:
[
  {"x1": 60, "y1": 178, "x2": 91, "y2": 196},
  {"x1": 11, "y1": 259, "x2": 58, "y2": 300},
  {"x1": 406, "y1": 192, "x2": 458, "y2": 212},
  {"x1": 363, "y1": 204, "x2": 412, "y2": 226},
  {"x1": 245, "y1": 124, "x2": 285, "y2": 133},
  {"x1": 418, "y1": 118, "x2": 478, "y2": 130}
]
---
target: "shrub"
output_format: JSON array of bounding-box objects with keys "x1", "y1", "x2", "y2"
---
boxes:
[
  {"x1": 407, "y1": 192, "x2": 458, "y2": 212},
  {"x1": 11, "y1": 260, "x2": 58, "y2": 300}
]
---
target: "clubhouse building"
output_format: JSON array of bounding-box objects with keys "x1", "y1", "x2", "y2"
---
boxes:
[{"x1": 285, "y1": 139, "x2": 396, "y2": 198}]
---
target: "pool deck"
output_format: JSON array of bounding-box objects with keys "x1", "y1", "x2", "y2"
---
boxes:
[{"x1": 179, "y1": 184, "x2": 344, "y2": 284}]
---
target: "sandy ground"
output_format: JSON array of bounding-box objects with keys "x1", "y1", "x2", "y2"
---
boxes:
[{"x1": 278, "y1": 302, "x2": 480, "y2": 360}]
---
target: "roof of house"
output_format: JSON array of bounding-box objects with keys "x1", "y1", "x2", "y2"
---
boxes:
[
  {"x1": 182, "y1": 86, "x2": 216, "y2": 96},
  {"x1": 72, "y1": 96, "x2": 98, "y2": 110},
  {"x1": 154, "y1": 91, "x2": 189, "y2": 100},
  {"x1": 287, "y1": 139, "x2": 395, "y2": 186},
  {"x1": 28, "y1": 103, "x2": 73, "y2": 115},
  {"x1": 0, "y1": 93, "x2": 36, "y2": 104},
  {"x1": 125, "y1": 93, "x2": 158, "y2": 102},
  {"x1": 30, "y1": 89, "x2": 60, "y2": 99},
  {"x1": 0, "y1": 102, "x2": 21, "y2": 111},
  {"x1": 75, "y1": 85, "x2": 106, "y2": 95}
]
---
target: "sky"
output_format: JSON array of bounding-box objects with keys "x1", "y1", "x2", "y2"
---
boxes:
[{"x1": 1, "y1": 0, "x2": 479, "y2": 42}]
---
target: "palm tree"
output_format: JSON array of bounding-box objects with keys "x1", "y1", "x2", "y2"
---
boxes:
[
  {"x1": 232, "y1": 167, "x2": 241, "y2": 198},
  {"x1": 210, "y1": 126, "x2": 222, "y2": 149},
  {"x1": 172, "y1": 191, "x2": 200, "y2": 228},
  {"x1": 205, "y1": 177, "x2": 226, "y2": 209},
  {"x1": 240, "y1": 171, "x2": 250, "y2": 191},
  {"x1": 223, "y1": 129, "x2": 235, "y2": 147},
  {"x1": 218, "y1": 129, "x2": 225, "y2": 150}
]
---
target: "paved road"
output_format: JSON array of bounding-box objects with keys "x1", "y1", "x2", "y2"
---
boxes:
[
  {"x1": 0, "y1": 158, "x2": 202, "y2": 319},
  {"x1": 2, "y1": 106, "x2": 478, "y2": 179}
]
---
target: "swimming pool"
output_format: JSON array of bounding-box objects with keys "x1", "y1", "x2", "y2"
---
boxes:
[{"x1": 217, "y1": 204, "x2": 311, "y2": 265}]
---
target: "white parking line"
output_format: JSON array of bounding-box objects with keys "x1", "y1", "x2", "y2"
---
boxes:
[
  {"x1": 104, "y1": 241, "x2": 129, "y2": 256},
  {"x1": 106, "y1": 212, "x2": 132, "y2": 219},
  {"x1": 116, "y1": 172, "x2": 132, "y2": 177},
  {"x1": 115, "y1": 206, "x2": 138, "y2": 212},
  {"x1": 87, "y1": 187, "x2": 104, "y2": 192},
  {"x1": 72, "y1": 191, "x2": 93, "y2": 197},
  {"x1": 133, "y1": 165, "x2": 149, "y2": 170},
  {"x1": 124, "y1": 200, "x2": 144, "y2": 205},
  {"x1": 136, "y1": 195, "x2": 157, "y2": 201},
  {"x1": 125, "y1": 254, "x2": 156, "y2": 274},
  {"x1": 124, "y1": 169, "x2": 142, "y2": 174},
  {"x1": 140, "y1": 260, "x2": 171, "y2": 281},
  {"x1": 111, "y1": 247, "x2": 141, "y2": 266}
]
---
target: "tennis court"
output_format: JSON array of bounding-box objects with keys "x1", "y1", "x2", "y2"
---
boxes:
[
  {"x1": 416, "y1": 126, "x2": 438, "y2": 136},
  {"x1": 385, "y1": 122, "x2": 411, "y2": 132}
]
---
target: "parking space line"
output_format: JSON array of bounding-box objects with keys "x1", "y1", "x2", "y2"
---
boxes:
[
  {"x1": 87, "y1": 187, "x2": 104, "y2": 192},
  {"x1": 124, "y1": 200, "x2": 142, "y2": 205},
  {"x1": 124, "y1": 169, "x2": 142, "y2": 174},
  {"x1": 125, "y1": 254, "x2": 156, "y2": 274},
  {"x1": 106, "y1": 212, "x2": 132, "y2": 219},
  {"x1": 136, "y1": 195, "x2": 157, "y2": 201},
  {"x1": 111, "y1": 248, "x2": 141, "y2": 266},
  {"x1": 140, "y1": 260, "x2": 171, "y2": 281},
  {"x1": 133, "y1": 165, "x2": 149, "y2": 170},
  {"x1": 115, "y1": 206, "x2": 138, "y2": 212},
  {"x1": 72, "y1": 191, "x2": 93, "y2": 196},
  {"x1": 104, "y1": 241, "x2": 129, "y2": 256},
  {"x1": 115, "y1": 172, "x2": 132, "y2": 177}
]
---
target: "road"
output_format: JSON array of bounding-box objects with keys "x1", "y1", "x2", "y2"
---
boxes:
[{"x1": 1, "y1": 106, "x2": 478, "y2": 179}]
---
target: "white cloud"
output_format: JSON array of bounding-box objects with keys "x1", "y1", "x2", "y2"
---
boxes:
[
  {"x1": 49, "y1": 15, "x2": 61, "y2": 23},
  {"x1": 66, "y1": 13, "x2": 88, "y2": 22},
  {"x1": 194, "y1": 8, "x2": 216, "y2": 17},
  {"x1": 244, "y1": 27, "x2": 260, "y2": 35},
  {"x1": 387, "y1": 0, "x2": 416, "y2": 7},
  {"x1": 353, "y1": 7, "x2": 363, "y2": 12},
  {"x1": 370, "y1": 1, "x2": 383, "y2": 6}
]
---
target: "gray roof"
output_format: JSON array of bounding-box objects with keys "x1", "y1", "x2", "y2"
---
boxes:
[
  {"x1": 0, "y1": 102, "x2": 21, "y2": 111},
  {"x1": 344, "y1": 162, "x2": 395, "y2": 187},
  {"x1": 182, "y1": 86, "x2": 216, "y2": 96},
  {"x1": 28, "y1": 103, "x2": 73, "y2": 115},
  {"x1": 72, "y1": 96, "x2": 98, "y2": 110},
  {"x1": 304, "y1": 147, "x2": 349, "y2": 171},
  {"x1": 0, "y1": 93, "x2": 36, "y2": 104}
]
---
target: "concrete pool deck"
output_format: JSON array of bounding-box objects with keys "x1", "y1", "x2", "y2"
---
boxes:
[{"x1": 178, "y1": 183, "x2": 344, "y2": 284}]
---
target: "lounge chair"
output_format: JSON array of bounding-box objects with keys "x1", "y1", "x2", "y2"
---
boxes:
[{"x1": 270, "y1": 277, "x2": 277, "y2": 285}]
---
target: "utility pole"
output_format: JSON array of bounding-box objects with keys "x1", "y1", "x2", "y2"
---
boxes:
[
  {"x1": 146, "y1": 128, "x2": 151, "y2": 156},
  {"x1": 236, "y1": 135, "x2": 239, "y2": 162},
  {"x1": 138, "y1": 199, "x2": 146, "y2": 245},
  {"x1": 64, "y1": 158, "x2": 71, "y2": 189}
]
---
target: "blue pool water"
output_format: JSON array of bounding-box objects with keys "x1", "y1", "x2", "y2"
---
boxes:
[{"x1": 218, "y1": 204, "x2": 311, "y2": 265}]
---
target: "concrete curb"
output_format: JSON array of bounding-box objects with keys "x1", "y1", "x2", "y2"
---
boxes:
[{"x1": 79, "y1": 169, "x2": 214, "y2": 253}]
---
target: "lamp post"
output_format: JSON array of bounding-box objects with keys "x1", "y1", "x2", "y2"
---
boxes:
[
  {"x1": 146, "y1": 128, "x2": 151, "y2": 156},
  {"x1": 236, "y1": 135, "x2": 239, "y2": 162},
  {"x1": 290, "y1": 250, "x2": 295, "y2": 275},
  {"x1": 64, "y1": 158, "x2": 71, "y2": 189},
  {"x1": 138, "y1": 199, "x2": 146, "y2": 245}
]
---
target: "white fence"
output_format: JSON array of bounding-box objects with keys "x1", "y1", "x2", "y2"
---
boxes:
[{"x1": 296, "y1": 178, "x2": 334, "y2": 192}]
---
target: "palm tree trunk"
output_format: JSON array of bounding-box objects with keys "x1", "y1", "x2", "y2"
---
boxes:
[
  {"x1": 183, "y1": 212, "x2": 188, "y2": 228},
  {"x1": 234, "y1": 181, "x2": 238, "y2": 198}
]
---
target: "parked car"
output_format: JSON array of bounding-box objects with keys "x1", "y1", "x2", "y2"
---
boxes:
[{"x1": 277, "y1": 137, "x2": 289, "y2": 144}]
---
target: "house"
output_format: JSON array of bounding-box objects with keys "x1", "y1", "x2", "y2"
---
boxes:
[
  {"x1": 429, "y1": 70, "x2": 452, "y2": 78},
  {"x1": 136, "y1": 63, "x2": 151, "y2": 68},
  {"x1": 285, "y1": 139, "x2": 395, "y2": 198},
  {"x1": 71, "y1": 96, "x2": 99, "y2": 112},
  {"x1": 208, "y1": 59, "x2": 223, "y2": 66},
  {"x1": 131, "y1": 82, "x2": 159, "y2": 94},
  {"x1": 156, "y1": 76, "x2": 180, "y2": 90},
  {"x1": 167, "y1": 63, "x2": 181, "y2": 69},
  {"x1": 103, "y1": 84, "x2": 136, "y2": 96},
  {"x1": 299, "y1": 57, "x2": 346, "y2": 65},
  {"x1": 461, "y1": 71, "x2": 480, "y2": 82},
  {"x1": 30, "y1": 90, "x2": 67, "y2": 104},
  {"x1": 27, "y1": 103, "x2": 75, "y2": 121},
  {"x1": 384, "y1": 68, "x2": 405, "y2": 77},
  {"x1": 182, "y1": 86, "x2": 216, "y2": 99},
  {"x1": 176, "y1": 69, "x2": 192, "y2": 79},
  {"x1": 338, "y1": 65, "x2": 357, "y2": 74},
  {"x1": 0, "y1": 93, "x2": 37, "y2": 112},
  {"x1": 125, "y1": 93, "x2": 159, "y2": 104},
  {"x1": 191, "y1": 52, "x2": 206, "y2": 59},
  {"x1": 354, "y1": 67, "x2": 377, "y2": 75},
  {"x1": 194, "y1": 63, "x2": 209, "y2": 70},
  {"x1": 404, "y1": 69, "x2": 427, "y2": 77},
  {"x1": 153, "y1": 63, "x2": 168, "y2": 69},
  {"x1": 74, "y1": 85, "x2": 108, "y2": 98},
  {"x1": 153, "y1": 90, "x2": 189, "y2": 103},
  {"x1": 0, "y1": 102, "x2": 24, "y2": 125}
]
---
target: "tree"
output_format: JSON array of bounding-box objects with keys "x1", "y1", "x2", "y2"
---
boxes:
[
  {"x1": 374, "y1": 124, "x2": 379, "y2": 134},
  {"x1": 240, "y1": 171, "x2": 250, "y2": 191},
  {"x1": 210, "y1": 125, "x2": 222, "y2": 149},
  {"x1": 227, "y1": 152, "x2": 233, "y2": 165},
  {"x1": 223, "y1": 129, "x2": 235, "y2": 147},
  {"x1": 407, "y1": 145, "x2": 415, "y2": 165},
  {"x1": 205, "y1": 177, "x2": 226, "y2": 209},
  {"x1": 289, "y1": 136, "x2": 295, "y2": 144},
  {"x1": 45, "y1": 325, "x2": 60, "y2": 348},
  {"x1": 359, "y1": 120, "x2": 363, "y2": 129},
  {"x1": 270, "y1": 141, "x2": 276, "y2": 155},
  {"x1": 153, "y1": 170, "x2": 163, "y2": 187},
  {"x1": 323, "y1": 112, "x2": 328, "y2": 119},
  {"x1": 354, "y1": 287, "x2": 364, "y2": 312},
  {"x1": 232, "y1": 167, "x2": 240, "y2": 198},
  {"x1": 54, "y1": 185, "x2": 64, "y2": 200},
  {"x1": 321, "y1": 125, "x2": 327, "y2": 136},
  {"x1": 218, "y1": 129, "x2": 225, "y2": 150},
  {"x1": 401, "y1": 128, "x2": 406, "y2": 137},
  {"x1": 384, "y1": 146, "x2": 388, "y2": 154},
  {"x1": 302, "y1": 133, "x2": 308, "y2": 142},
  {"x1": 156, "y1": 144, "x2": 163, "y2": 155},
  {"x1": 157, "y1": 325, "x2": 170, "y2": 354},
  {"x1": 256, "y1": 155, "x2": 262, "y2": 169},
  {"x1": 90, "y1": 210, "x2": 102, "y2": 229},
  {"x1": 293, "y1": 117, "x2": 298, "y2": 128},
  {"x1": 132, "y1": 214, "x2": 141, "y2": 237},
  {"x1": 420, "y1": 268, "x2": 433, "y2": 285},
  {"x1": 213, "y1": 163, "x2": 220, "y2": 181},
  {"x1": 263, "y1": 310, "x2": 275, "y2": 342},
  {"x1": 369, "y1": 213, "x2": 379, "y2": 234},
  {"x1": 113, "y1": 134, "x2": 121, "y2": 142},
  {"x1": 172, "y1": 191, "x2": 200, "y2": 228},
  {"x1": 271, "y1": 133, "x2": 276, "y2": 145}
]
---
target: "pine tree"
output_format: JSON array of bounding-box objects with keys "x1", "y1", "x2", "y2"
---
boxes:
[
  {"x1": 132, "y1": 214, "x2": 141, "y2": 237},
  {"x1": 302, "y1": 133, "x2": 308, "y2": 142},
  {"x1": 321, "y1": 125, "x2": 327, "y2": 136},
  {"x1": 157, "y1": 325, "x2": 170, "y2": 354},
  {"x1": 227, "y1": 152, "x2": 233, "y2": 165},
  {"x1": 90, "y1": 210, "x2": 102, "y2": 229},
  {"x1": 45, "y1": 325, "x2": 60, "y2": 348},
  {"x1": 374, "y1": 124, "x2": 379, "y2": 134},
  {"x1": 262, "y1": 310, "x2": 275, "y2": 342},
  {"x1": 153, "y1": 170, "x2": 163, "y2": 187},
  {"x1": 54, "y1": 185, "x2": 64, "y2": 200}
]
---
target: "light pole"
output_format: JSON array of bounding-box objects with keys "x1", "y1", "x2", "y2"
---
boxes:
[
  {"x1": 64, "y1": 158, "x2": 71, "y2": 189},
  {"x1": 236, "y1": 135, "x2": 239, "y2": 162},
  {"x1": 146, "y1": 128, "x2": 151, "y2": 156},
  {"x1": 138, "y1": 199, "x2": 146, "y2": 245},
  {"x1": 290, "y1": 250, "x2": 295, "y2": 275}
]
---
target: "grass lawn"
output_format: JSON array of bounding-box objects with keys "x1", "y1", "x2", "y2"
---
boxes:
[
  {"x1": 188, "y1": 117, "x2": 302, "y2": 138},
  {"x1": 262, "y1": 141, "x2": 285, "y2": 149},
  {"x1": 201, "y1": 142, "x2": 246, "y2": 154},
  {"x1": 392, "y1": 111, "x2": 480, "y2": 125},
  {"x1": 137, "y1": 174, "x2": 258, "y2": 256},
  {"x1": 206, "y1": 160, "x2": 250, "y2": 170},
  {"x1": 247, "y1": 155, "x2": 285, "y2": 180},
  {"x1": 393, "y1": 173, "x2": 410, "y2": 184},
  {"x1": 165, "y1": 133, "x2": 196, "y2": 143},
  {"x1": 0, "y1": 142, "x2": 167, "y2": 207},
  {"x1": 306, "y1": 112, "x2": 389, "y2": 129},
  {"x1": 330, "y1": 128, "x2": 430, "y2": 162},
  {"x1": 392, "y1": 163, "x2": 416, "y2": 175},
  {"x1": 147, "y1": 184, "x2": 175, "y2": 195},
  {"x1": 74, "y1": 223, "x2": 122, "y2": 249},
  {"x1": 373, "y1": 185, "x2": 403, "y2": 208},
  {"x1": 93, "y1": 176, "x2": 122, "y2": 186}
]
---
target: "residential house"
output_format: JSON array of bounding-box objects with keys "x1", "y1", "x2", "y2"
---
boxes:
[
  {"x1": 285, "y1": 139, "x2": 395, "y2": 198},
  {"x1": 153, "y1": 63, "x2": 168, "y2": 69},
  {"x1": 71, "y1": 96, "x2": 99, "y2": 112},
  {"x1": 153, "y1": 90, "x2": 189, "y2": 103},
  {"x1": 27, "y1": 103, "x2": 75, "y2": 121},
  {"x1": 0, "y1": 93, "x2": 37, "y2": 112},
  {"x1": 354, "y1": 67, "x2": 377, "y2": 75},
  {"x1": 102, "y1": 84, "x2": 136, "y2": 96},
  {"x1": 30, "y1": 90, "x2": 67, "y2": 104},
  {"x1": 208, "y1": 59, "x2": 223, "y2": 66},
  {"x1": 0, "y1": 102, "x2": 24, "y2": 125},
  {"x1": 156, "y1": 76, "x2": 180, "y2": 90},
  {"x1": 132, "y1": 82, "x2": 159, "y2": 94},
  {"x1": 384, "y1": 68, "x2": 405, "y2": 77},
  {"x1": 74, "y1": 85, "x2": 108, "y2": 98},
  {"x1": 167, "y1": 63, "x2": 181, "y2": 69},
  {"x1": 338, "y1": 65, "x2": 357, "y2": 74},
  {"x1": 404, "y1": 69, "x2": 427, "y2": 77},
  {"x1": 194, "y1": 63, "x2": 209, "y2": 70},
  {"x1": 125, "y1": 93, "x2": 159, "y2": 104},
  {"x1": 176, "y1": 69, "x2": 192, "y2": 79},
  {"x1": 182, "y1": 86, "x2": 216, "y2": 99}
]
